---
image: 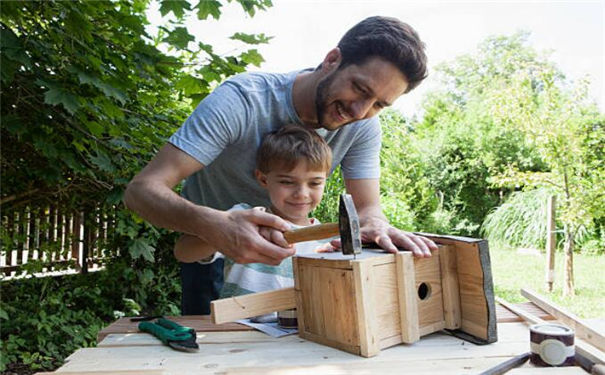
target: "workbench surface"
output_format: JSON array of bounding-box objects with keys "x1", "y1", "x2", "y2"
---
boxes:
[{"x1": 48, "y1": 318, "x2": 589, "y2": 374}]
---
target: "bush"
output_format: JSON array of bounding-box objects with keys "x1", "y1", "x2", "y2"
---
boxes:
[{"x1": 0, "y1": 238, "x2": 181, "y2": 373}]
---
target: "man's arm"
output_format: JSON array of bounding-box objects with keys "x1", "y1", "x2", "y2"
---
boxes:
[
  {"x1": 344, "y1": 178, "x2": 437, "y2": 257},
  {"x1": 123, "y1": 143, "x2": 294, "y2": 265}
]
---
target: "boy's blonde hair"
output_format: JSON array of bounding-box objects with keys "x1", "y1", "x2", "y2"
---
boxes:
[{"x1": 256, "y1": 124, "x2": 332, "y2": 174}]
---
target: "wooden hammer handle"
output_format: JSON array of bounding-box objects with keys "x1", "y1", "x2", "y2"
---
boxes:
[{"x1": 283, "y1": 223, "x2": 339, "y2": 244}]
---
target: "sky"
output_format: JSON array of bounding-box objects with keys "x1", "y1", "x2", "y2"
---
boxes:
[{"x1": 151, "y1": 0, "x2": 604, "y2": 116}]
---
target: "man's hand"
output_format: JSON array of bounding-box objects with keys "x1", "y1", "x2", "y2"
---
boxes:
[
  {"x1": 358, "y1": 216, "x2": 437, "y2": 257},
  {"x1": 342, "y1": 178, "x2": 438, "y2": 258},
  {"x1": 202, "y1": 208, "x2": 295, "y2": 265}
]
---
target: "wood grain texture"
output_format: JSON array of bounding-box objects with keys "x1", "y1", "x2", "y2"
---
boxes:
[
  {"x1": 56, "y1": 322, "x2": 551, "y2": 375},
  {"x1": 210, "y1": 287, "x2": 296, "y2": 324},
  {"x1": 352, "y1": 259, "x2": 379, "y2": 356},
  {"x1": 439, "y1": 245, "x2": 462, "y2": 329},
  {"x1": 396, "y1": 252, "x2": 420, "y2": 344},
  {"x1": 420, "y1": 233, "x2": 497, "y2": 344},
  {"x1": 96, "y1": 316, "x2": 252, "y2": 342},
  {"x1": 415, "y1": 249, "x2": 446, "y2": 332},
  {"x1": 284, "y1": 223, "x2": 339, "y2": 243}
]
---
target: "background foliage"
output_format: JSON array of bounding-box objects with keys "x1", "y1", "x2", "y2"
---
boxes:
[
  {"x1": 1, "y1": 0, "x2": 271, "y2": 373},
  {"x1": 1, "y1": 2, "x2": 603, "y2": 374}
]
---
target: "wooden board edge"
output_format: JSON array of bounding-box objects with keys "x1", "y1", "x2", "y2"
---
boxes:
[
  {"x1": 477, "y1": 239, "x2": 498, "y2": 343},
  {"x1": 210, "y1": 287, "x2": 296, "y2": 324},
  {"x1": 352, "y1": 260, "x2": 380, "y2": 357}
]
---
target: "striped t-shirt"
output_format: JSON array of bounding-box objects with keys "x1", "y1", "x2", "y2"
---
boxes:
[{"x1": 200, "y1": 203, "x2": 332, "y2": 298}]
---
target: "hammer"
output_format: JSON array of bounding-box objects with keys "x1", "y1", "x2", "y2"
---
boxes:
[{"x1": 282, "y1": 193, "x2": 361, "y2": 256}]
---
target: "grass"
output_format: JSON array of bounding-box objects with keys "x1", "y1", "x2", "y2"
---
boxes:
[{"x1": 490, "y1": 244, "x2": 605, "y2": 319}]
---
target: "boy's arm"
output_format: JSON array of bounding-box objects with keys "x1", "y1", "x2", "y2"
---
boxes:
[
  {"x1": 174, "y1": 234, "x2": 217, "y2": 263},
  {"x1": 344, "y1": 178, "x2": 438, "y2": 257}
]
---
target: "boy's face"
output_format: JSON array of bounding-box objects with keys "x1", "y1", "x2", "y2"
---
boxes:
[{"x1": 255, "y1": 162, "x2": 328, "y2": 226}]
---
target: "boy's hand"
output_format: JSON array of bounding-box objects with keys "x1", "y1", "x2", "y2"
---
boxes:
[{"x1": 253, "y1": 207, "x2": 292, "y2": 248}]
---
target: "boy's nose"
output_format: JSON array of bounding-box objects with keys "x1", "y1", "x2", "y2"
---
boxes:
[{"x1": 293, "y1": 185, "x2": 309, "y2": 197}]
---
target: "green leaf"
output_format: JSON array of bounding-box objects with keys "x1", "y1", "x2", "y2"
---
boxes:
[
  {"x1": 129, "y1": 238, "x2": 155, "y2": 262},
  {"x1": 240, "y1": 49, "x2": 264, "y2": 67},
  {"x1": 163, "y1": 27, "x2": 195, "y2": 50},
  {"x1": 43, "y1": 87, "x2": 81, "y2": 114},
  {"x1": 89, "y1": 151, "x2": 115, "y2": 173},
  {"x1": 84, "y1": 121, "x2": 105, "y2": 137},
  {"x1": 159, "y1": 0, "x2": 190, "y2": 18},
  {"x1": 175, "y1": 75, "x2": 208, "y2": 96},
  {"x1": 230, "y1": 32, "x2": 272, "y2": 45},
  {"x1": 195, "y1": 0, "x2": 221, "y2": 20},
  {"x1": 0, "y1": 27, "x2": 31, "y2": 67},
  {"x1": 96, "y1": 81, "x2": 128, "y2": 104}
]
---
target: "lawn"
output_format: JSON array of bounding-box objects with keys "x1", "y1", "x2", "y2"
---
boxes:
[{"x1": 490, "y1": 245, "x2": 605, "y2": 319}]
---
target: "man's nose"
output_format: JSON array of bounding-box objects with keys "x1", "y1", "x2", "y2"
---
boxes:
[{"x1": 350, "y1": 99, "x2": 374, "y2": 120}]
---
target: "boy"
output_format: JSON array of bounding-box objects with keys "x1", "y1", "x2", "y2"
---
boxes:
[{"x1": 174, "y1": 124, "x2": 333, "y2": 297}]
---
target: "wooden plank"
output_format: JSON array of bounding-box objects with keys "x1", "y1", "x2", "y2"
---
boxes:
[
  {"x1": 99, "y1": 331, "x2": 280, "y2": 347},
  {"x1": 507, "y1": 368, "x2": 586, "y2": 374},
  {"x1": 420, "y1": 233, "x2": 497, "y2": 344},
  {"x1": 49, "y1": 371, "x2": 168, "y2": 375},
  {"x1": 439, "y1": 245, "x2": 461, "y2": 329},
  {"x1": 211, "y1": 287, "x2": 296, "y2": 324},
  {"x1": 415, "y1": 248, "x2": 445, "y2": 333},
  {"x1": 496, "y1": 297, "x2": 605, "y2": 366},
  {"x1": 521, "y1": 288, "x2": 605, "y2": 352},
  {"x1": 496, "y1": 302, "x2": 555, "y2": 323},
  {"x1": 97, "y1": 316, "x2": 252, "y2": 342},
  {"x1": 396, "y1": 252, "x2": 419, "y2": 344},
  {"x1": 352, "y1": 259, "x2": 379, "y2": 357},
  {"x1": 56, "y1": 325, "x2": 536, "y2": 375},
  {"x1": 371, "y1": 261, "x2": 402, "y2": 348},
  {"x1": 320, "y1": 267, "x2": 359, "y2": 348},
  {"x1": 222, "y1": 357, "x2": 534, "y2": 375},
  {"x1": 295, "y1": 250, "x2": 393, "y2": 270}
]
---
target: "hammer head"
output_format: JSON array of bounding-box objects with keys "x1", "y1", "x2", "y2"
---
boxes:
[{"x1": 339, "y1": 193, "x2": 361, "y2": 255}]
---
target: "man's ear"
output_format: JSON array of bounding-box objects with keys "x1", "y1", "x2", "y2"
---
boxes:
[
  {"x1": 255, "y1": 169, "x2": 268, "y2": 187},
  {"x1": 320, "y1": 47, "x2": 342, "y2": 73}
]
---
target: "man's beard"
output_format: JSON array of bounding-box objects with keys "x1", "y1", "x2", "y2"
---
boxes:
[{"x1": 314, "y1": 71, "x2": 337, "y2": 129}]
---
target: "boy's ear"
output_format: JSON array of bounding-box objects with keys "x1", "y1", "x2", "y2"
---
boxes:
[{"x1": 255, "y1": 169, "x2": 268, "y2": 187}]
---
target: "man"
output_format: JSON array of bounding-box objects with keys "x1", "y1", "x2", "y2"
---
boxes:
[{"x1": 124, "y1": 16, "x2": 438, "y2": 314}]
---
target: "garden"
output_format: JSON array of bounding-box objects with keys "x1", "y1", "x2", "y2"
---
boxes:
[{"x1": 1, "y1": 1, "x2": 603, "y2": 374}]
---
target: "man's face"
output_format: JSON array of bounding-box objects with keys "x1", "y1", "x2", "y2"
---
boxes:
[{"x1": 314, "y1": 57, "x2": 409, "y2": 130}]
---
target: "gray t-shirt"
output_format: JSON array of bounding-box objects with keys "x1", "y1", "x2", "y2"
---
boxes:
[{"x1": 169, "y1": 70, "x2": 381, "y2": 210}]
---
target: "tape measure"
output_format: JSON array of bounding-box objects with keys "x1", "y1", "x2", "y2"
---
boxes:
[{"x1": 529, "y1": 323, "x2": 575, "y2": 366}]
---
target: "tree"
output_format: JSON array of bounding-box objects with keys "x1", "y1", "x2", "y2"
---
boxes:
[
  {"x1": 0, "y1": 0, "x2": 273, "y2": 371},
  {"x1": 487, "y1": 58, "x2": 604, "y2": 296},
  {"x1": 415, "y1": 32, "x2": 548, "y2": 236},
  {"x1": 1, "y1": 0, "x2": 271, "y2": 261},
  {"x1": 416, "y1": 31, "x2": 604, "y2": 296}
]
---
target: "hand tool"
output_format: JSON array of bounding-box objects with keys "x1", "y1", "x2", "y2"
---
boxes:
[
  {"x1": 283, "y1": 193, "x2": 361, "y2": 256},
  {"x1": 478, "y1": 352, "x2": 530, "y2": 375},
  {"x1": 138, "y1": 317, "x2": 199, "y2": 352}
]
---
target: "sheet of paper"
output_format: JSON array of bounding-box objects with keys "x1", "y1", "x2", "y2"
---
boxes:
[{"x1": 236, "y1": 318, "x2": 298, "y2": 338}]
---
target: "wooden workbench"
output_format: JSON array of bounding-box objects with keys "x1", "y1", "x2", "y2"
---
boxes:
[{"x1": 40, "y1": 303, "x2": 591, "y2": 375}]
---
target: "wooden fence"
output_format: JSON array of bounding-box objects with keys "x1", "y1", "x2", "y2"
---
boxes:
[{"x1": 0, "y1": 204, "x2": 120, "y2": 278}]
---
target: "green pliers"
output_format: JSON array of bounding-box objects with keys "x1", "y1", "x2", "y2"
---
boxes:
[{"x1": 138, "y1": 317, "x2": 199, "y2": 352}]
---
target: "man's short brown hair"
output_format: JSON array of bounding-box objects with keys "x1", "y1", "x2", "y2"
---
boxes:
[
  {"x1": 337, "y1": 16, "x2": 428, "y2": 93},
  {"x1": 256, "y1": 124, "x2": 332, "y2": 174}
]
